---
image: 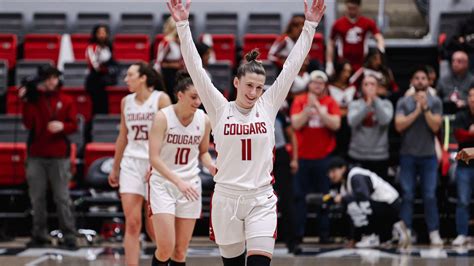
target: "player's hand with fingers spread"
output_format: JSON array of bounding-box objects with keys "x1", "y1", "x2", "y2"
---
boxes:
[
  {"x1": 304, "y1": 0, "x2": 326, "y2": 23},
  {"x1": 177, "y1": 179, "x2": 199, "y2": 201},
  {"x1": 108, "y1": 168, "x2": 120, "y2": 188},
  {"x1": 166, "y1": 0, "x2": 192, "y2": 22}
]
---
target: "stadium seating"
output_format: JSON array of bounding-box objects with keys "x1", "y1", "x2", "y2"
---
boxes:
[
  {"x1": 75, "y1": 13, "x2": 110, "y2": 33},
  {"x1": 0, "y1": 114, "x2": 28, "y2": 143},
  {"x1": 23, "y1": 34, "x2": 61, "y2": 65},
  {"x1": 118, "y1": 13, "x2": 154, "y2": 35},
  {"x1": 0, "y1": 142, "x2": 27, "y2": 185},
  {"x1": 61, "y1": 88, "x2": 93, "y2": 123},
  {"x1": 205, "y1": 13, "x2": 238, "y2": 36},
  {"x1": 15, "y1": 60, "x2": 53, "y2": 86},
  {"x1": 0, "y1": 34, "x2": 17, "y2": 70},
  {"x1": 106, "y1": 87, "x2": 130, "y2": 114},
  {"x1": 247, "y1": 13, "x2": 281, "y2": 34},
  {"x1": 63, "y1": 62, "x2": 89, "y2": 87},
  {"x1": 438, "y1": 12, "x2": 472, "y2": 46},
  {"x1": 243, "y1": 34, "x2": 278, "y2": 60},
  {"x1": 113, "y1": 34, "x2": 151, "y2": 62},
  {"x1": 0, "y1": 60, "x2": 7, "y2": 96},
  {"x1": 32, "y1": 12, "x2": 67, "y2": 34},
  {"x1": 91, "y1": 114, "x2": 121, "y2": 143},
  {"x1": 0, "y1": 13, "x2": 23, "y2": 36},
  {"x1": 207, "y1": 34, "x2": 236, "y2": 67},
  {"x1": 84, "y1": 142, "x2": 115, "y2": 178},
  {"x1": 71, "y1": 33, "x2": 90, "y2": 61},
  {"x1": 152, "y1": 34, "x2": 164, "y2": 60},
  {"x1": 207, "y1": 62, "x2": 233, "y2": 99}
]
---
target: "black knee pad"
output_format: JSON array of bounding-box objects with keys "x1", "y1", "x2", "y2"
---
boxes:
[
  {"x1": 152, "y1": 255, "x2": 170, "y2": 266},
  {"x1": 170, "y1": 260, "x2": 185, "y2": 266},
  {"x1": 247, "y1": 255, "x2": 271, "y2": 266},
  {"x1": 222, "y1": 252, "x2": 245, "y2": 266}
]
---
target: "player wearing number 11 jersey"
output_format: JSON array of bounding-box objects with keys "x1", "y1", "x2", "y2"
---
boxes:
[
  {"x1": 108, "y1": 62, "x2": 171, "y2": 266},
  {"x1": 165, "y1": 0, "x2": 326, "y2": 265}
]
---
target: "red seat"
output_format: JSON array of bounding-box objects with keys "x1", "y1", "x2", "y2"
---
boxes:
[
  {"x1": 0, "y1": 34, "x2": 17, "y2": 70},
  {"x1": 243, "y1": 34, "x2": 278, "y2": 60},
  {"x1": 153, "y1": 34, "x2": 164, "y2": 60},
  {"x1": 113, "y1": 34, "x2": 150, "y2": 62},
  {"x1": 6, "y1": 86, "x2": 22, "y2": 115},
  {"x1": 309, "y1": 33, "x2": 325, "y2": 65},
  {"x1": 23, "y1": 34, "x2": 61, "y2": 65},
  {"x1": 208, "y1": 34, "x2": 236, "y2": 67},
  {"x1": 61, "y1": 87, "x2": 93, "y2": 122},
  {"x1": 71, "y1": 34, "x2": 90, "y2": 61},
  {"x1": 106, "y1": 86, "x2": 130, "y2": 114},
  {"x1": 84, "y1": 142, "x2": 115, "y2": 174},
  {"x1": 0, "y1": 143, "x2": 27, "y2": 185}
]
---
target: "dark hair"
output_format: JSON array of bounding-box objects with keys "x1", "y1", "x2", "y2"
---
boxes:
[
  {"x1": 411, "y1": 65, "x2": 430, "y2": 79},
  {"x1": 196, "y1": 42, "x2": 211, "y2": 57},
  {"x1": 331, "y1": 59, "x2": 352, "y2": 82},
  {"x1": 38, "y1": 65, "x2": 62, "y2": 81},
  {"x1": 328, "y1": 156, "x2": 348, "y2": 171},
  {"x1": 345, "y1": 0, "x2": 361, "y2": 5},
  {"x1": 131, "y1": 61, "x2": 166, "y2": 91},
  {"x1": 174, "y1": 70, "x2": 194, "y2": 94},
  {"x1": 236, "y1": 49, "x2": 266, "y2": 79},
  {"x1": 285, "y1": 15, "x2": 305, "y2": 35},
  {"x1": 90, "y1": 24, "x2": 111, "y2": 47}
]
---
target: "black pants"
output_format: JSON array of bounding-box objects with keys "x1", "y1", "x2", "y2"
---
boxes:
[
  {"x1": 273, "y1": 147, "x2": 296, "y2": 248},
  {"x1": 347, "y1": 199, "x2": 400, "y2": 242},
  {"x1": 86, "y1": 71, "x2": 109, "y2": 115}
]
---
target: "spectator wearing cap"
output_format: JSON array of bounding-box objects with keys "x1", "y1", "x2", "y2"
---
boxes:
[
  {"x1": 19, "y1": 66, "x2": 78, "y2": 249},
  {"x1": 347, "y1": 75, "x2": 393, "y2": 180},
  {"x1": 290, "y1": 70, "x2": 341, "y2": 248}
]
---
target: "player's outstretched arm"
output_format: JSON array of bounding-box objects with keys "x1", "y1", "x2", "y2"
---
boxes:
[
  {"x1": 166, "y1": 0, "x2": 227, "y2": 124},
  {"x1": 263, "y1": 0, "x2": 326, "y2": 118}
]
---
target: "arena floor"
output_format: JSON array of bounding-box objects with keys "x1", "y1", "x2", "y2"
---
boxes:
[{"x1": 1, "y1": 237, "x2": 474, "y2": 265}]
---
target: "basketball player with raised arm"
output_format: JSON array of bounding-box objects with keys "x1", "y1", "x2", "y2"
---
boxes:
[
  {"x1": 166, "y1": 0, "x2": 326, "y2": 265},
  {"x1": 108, "y1": 62, "x2": 171, "y2": 266}
]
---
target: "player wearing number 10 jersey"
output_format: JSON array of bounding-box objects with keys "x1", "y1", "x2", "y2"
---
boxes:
[
  {"x1": 108, "y1": 62, "x2": 171, "y2": 266},
  {"x1": 148, "y1": 72, "x2": 215, "y2": 265},
  {"x1": 166, "y1": 0, "x2": 326, "y2": 264}
]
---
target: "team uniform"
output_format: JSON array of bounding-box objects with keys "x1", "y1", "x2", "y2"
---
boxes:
[
  {"x1": 268, "y1": 35, "x2": 295, "y2": 69},
  {"x1": 330, "y1": 16, "x2": 380, "y2": 71},
  {"x1": 149, "y1": 106, "x2": 206, "y2": 219},
  {"x1": 119, "y1": 90, "x2": 163, "y2": 198},
  {"x1": 176, "y1": 19, "x2": 317, "y2": 247}
]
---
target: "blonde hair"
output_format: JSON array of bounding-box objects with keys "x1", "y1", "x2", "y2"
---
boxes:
[{"x1": 163, "y1": 17, "x2": 177, "y2": 39}]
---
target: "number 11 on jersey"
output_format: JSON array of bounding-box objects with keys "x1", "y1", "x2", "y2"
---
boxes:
[{"x1": 241, "y1": 139, "x2": 252, "y2": 161}]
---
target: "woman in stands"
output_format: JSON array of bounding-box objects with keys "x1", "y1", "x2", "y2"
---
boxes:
[
  {"x1": 108, "y1": 62, "x2": 171, "y2": 266},
  {"x1": 154, "y1": 16, "x2": 185, "y2": 102},
  {"x1": 85, "y1": 24, "x2": 115, "y2": 115},
  {"x1": 149, "y1": 71, "x2": 215, "y2": 266},
  {"x1": 166, "y1": 0, "x2": 326, "y2": 265},
  {"x1": 268, "y1": 15, "x2": 305, "y2": 70}
]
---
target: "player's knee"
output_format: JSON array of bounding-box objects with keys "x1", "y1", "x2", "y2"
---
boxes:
[
  {"x1": 125, "y1": 217, "x2": 142, "y2": 236},
  {"x1": 247, "y1": 237, "x2": 275, "y2": 257},
  {"x1": 155, "y1": 245, "x2": 173, "y2": 260},
  {"x1": 219, "y1": 242, "x2": 246, "y2": 258},
  {"x1": 172, "y1": 244, "x2": 188, "y2": 261}
]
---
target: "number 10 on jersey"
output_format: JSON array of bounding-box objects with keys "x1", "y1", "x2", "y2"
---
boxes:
[
  {"x1": 175, "y1": 148, "x2": 190, "y2": 165},
  {"x1": 241, "y1": 139, "x2": 252, "y2": 161}
]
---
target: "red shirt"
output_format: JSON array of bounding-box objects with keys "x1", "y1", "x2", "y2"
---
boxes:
[
  {"x1": 290, "y1": 93, "x2": 341, "y2": 159},
  {"x1": 22, "y1": 90, "x2": 78, "y2": 157},
  {"x1": 330, "y1": 16, "x2": 380, "y2": 70}
]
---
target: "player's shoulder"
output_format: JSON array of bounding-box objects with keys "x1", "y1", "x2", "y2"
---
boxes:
[{"x1": 358, "y1": 16, "x2": 377, "y2": 25}]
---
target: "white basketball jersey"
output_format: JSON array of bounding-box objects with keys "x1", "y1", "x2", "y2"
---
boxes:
[
  {"x1": 152, "y1": 106, "x2": 206, "y2": 180},
  {"x1": 123, "y1": 91, "x2": 162, "y2": 159},
  {"x1": 212, "y1": 102, "x2": 275, "y2": 190}
]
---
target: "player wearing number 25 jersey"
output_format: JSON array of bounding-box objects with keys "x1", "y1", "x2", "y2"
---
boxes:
[
  {"x1": 108, "y1": 62, "x2": 171, "y2": 266},
  {"x1": 169, "y1": 0, "x2": 326, "y2": 262}
]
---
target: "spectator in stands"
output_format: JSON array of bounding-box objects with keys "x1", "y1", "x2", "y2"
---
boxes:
[
  {"x1": 437, "y1": 51, "x2": 474, "y2": 114},
  {"x1": 441, "y1": 12, "x2": 474, "y2": 68},
  {"x1": 350, "y1": 49, "x2": 399, "y2": 98},
  {"x1": 19, "y1": 66, "x2": 78, "y2": 249},
  {"x1": 326, "y1": 0, "x2": 385, "y2": 75},
  {"x1": 347, "y1": 75, "x2": 393, "y2": 180},
  {"x1": 154, "y1": 16, "x2": 184, "y2": 102},
  {"x1": 290, "y1": 70, "x2": 341, "y2": 249},
  {"x1": 196, "y1": 42, "x2": 212, "y2": 78},
  {"x1": 452, "y1": 86, "x2": 474, "y2": 246},
  {"x1": 274, "y1": 104, "x2": 298, "y2": 253},
  {"x1": 395, "y1": 66, "x2": 443, "y2": 246},
  {"x1": 405, "y1": 65, "x2": 438, "y2": 97},
  {"x1": 269, "y1": 15, "x2": 305, "y2": 70},
  {"x1": 85, "y1": 24, "x2": 116, "y2": 115},
  {"x1": 329, "y1": 60, "x2": 355, "y2": 157},
  {"x1": 290, "y1": 56, "x2": 311, "y2": 96},
  {"x1": 328, "y1": 157, "x2": 409, "y2": 248}
]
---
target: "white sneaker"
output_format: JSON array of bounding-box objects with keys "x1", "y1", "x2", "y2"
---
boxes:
[
  {"x1": 393, "y1": 221, "x2": 410, "y2": 248},
  {"x1": 355, "y1": 234, "x2": 380, "y2": 248},
  {"x1": 429, "y1": 230, "x2": 443, "y2": 246},
  {"x1": 452, "y1": 235, "x2": 468, "y2": 246}
]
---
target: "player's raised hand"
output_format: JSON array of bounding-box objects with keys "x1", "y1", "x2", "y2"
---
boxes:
[
  {"x1": 304, "y1": 0, "x2": 326, "y2": 23},
  {"x1": 166, "y1": 0, "x2": 191, "y2": 22}
]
